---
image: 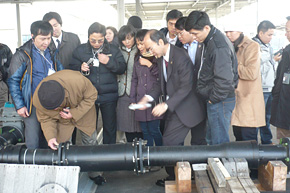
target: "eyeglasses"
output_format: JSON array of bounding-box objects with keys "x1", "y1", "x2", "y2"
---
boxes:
[
  {"x1": 89, "y1": 38, "x2": 104, "y2": 45},
  {"x1": 177, "y1": 30, "x2": 185, "y2": 37}
]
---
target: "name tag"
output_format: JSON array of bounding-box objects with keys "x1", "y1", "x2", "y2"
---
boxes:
[
  {"x1": 47, "y1": 68, "x2": 56, "y2": 76},
  {"x1": 93, "y1": 59, "x2": 99, "y2": 67},
  {"x1": 282, "y1": 72, "x2": 290, "y2": 85}
]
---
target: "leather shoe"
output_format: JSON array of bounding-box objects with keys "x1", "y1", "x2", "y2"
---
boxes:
[
  {"x1": 155, "y1": 176, "x2": 174, "y2": 187},
  {"x1": 89, "y1": 175, "x2": 106, "y2": 185}
]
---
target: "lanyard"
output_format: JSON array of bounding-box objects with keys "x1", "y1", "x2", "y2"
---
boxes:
[
  {"x1": 92, "y1": 45, "x2": 104, "y2": 59},
  {"x1": 34, "y1": 44, "x2": 53, "y2": 69}
]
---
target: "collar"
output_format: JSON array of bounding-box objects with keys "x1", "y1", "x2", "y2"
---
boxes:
[
  {"x1": 254, "y1": 34, "x2": 269, "y2": 47},
  {"x1": 164, "y1": 44, "x2": 170, "y2": 62},
  {"x1": 166, "y1": 32, "x2": 177, "y2": 45},
  {"x1": 184, "y1": 40, "x2": 198, "y2": 49},
  {"x1": 52, "y1": 32, "x2": 63, "y2": 44},
  {"x1": 203, "y1": 25, "x2": 215, "y2": 46}
]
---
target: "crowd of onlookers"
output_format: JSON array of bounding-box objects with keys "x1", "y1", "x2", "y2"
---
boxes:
[{"x1": 1, "y1": 9, "x2": 290, "y2": 186}]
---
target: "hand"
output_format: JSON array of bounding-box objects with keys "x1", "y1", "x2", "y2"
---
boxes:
[
  {"x1": 81, "y1": 62, "x2": 90, "y2": 72},
  {"x1": 59, "y1": 108, "x2": 73, "y2": 119},
  {"x1": 208, "y1": 100, "x2": 212, "y2": 104},
  {"x1": 48, "y1": 138, "x2": 59, "y2": 150},
  {"x1": 152, "y1": 102, "x2": 168, "y2": 117},
  {"x1": 137, "y1": 96, "x2": 150, "y2": 110},
  {"x1": 274, "y1": 53, "x2": 282, "y2": 62},
  {"x1": 98, "y1": 53, "x2": 109, "y2": 65},
  {"x1": 17, "y1": 107, "x2": 29, "y2": 118},
  {"x1": 139, "y1": 58, "x2": 152, "y2": 68}
]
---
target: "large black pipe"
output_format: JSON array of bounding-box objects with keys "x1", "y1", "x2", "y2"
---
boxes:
[{"x1": 0, "y1": 139, "x2": 289, "y2": 174}]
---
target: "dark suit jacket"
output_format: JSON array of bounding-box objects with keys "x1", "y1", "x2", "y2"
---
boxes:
[
  {"x1": 149, "y1": 44, "x2": 206, "y2": 128},
  {"x1": 49, "y1": 31, "x2": 81, "y2": 69}
]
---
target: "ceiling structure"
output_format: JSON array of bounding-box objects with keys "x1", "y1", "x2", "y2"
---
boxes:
[{"x1": 104, "y1": 0, "x2": 257, "y2": 21}]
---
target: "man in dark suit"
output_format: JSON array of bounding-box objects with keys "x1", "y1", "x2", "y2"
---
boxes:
[
  {"x1": 138, "y1": 29, "x2": 206, "y2": 186},
  {"x1": 43, "y1": 12, "x2": 81, "y2": 69},
  {"x1": 175, "y1": 17, "x2": 207, "y2": 146}
]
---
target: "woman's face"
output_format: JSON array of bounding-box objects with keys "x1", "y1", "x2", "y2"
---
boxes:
[
  {"x1": 136, "y1": 39, "x2": 146, "y2": 54},
  {"x1": 105, "y1": 29, "x2": 114, "y2": 43},
  {"x1": 122, "y1": 35, "x2": 135, "y2": 49},
  {"x1": 89, "y1": 33, "x2": 104, "y2": 49}
]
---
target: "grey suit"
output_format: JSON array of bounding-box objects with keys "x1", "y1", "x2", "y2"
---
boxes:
[
  {"x1": 50, "y1": 31, "x2": 81, "y2": 69},
  {"x1": 149, "y1": 44, "x2": 206, "y2": 146}
]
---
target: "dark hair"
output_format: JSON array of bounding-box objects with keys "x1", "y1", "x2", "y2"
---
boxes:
[
  {"x1": 136, "y1": 29, "x2": 149, "y2": 41},
  {"x1": 88, "y1": 22, "x2": 106, "y2": 37},
  {"x1": 127, "y1": 16, "x2": 142, "y2": 30},
  {"x1": 147, "y1": 29, "x2": 168, "y2": 45},
  {"x1": 106, "y1": 26, "x2": 118, "y2": 36},
  {"x1": 175, "y1": 17, "x2": 188, "y2": 30},
  {"x1": 185, "y1": 11, "x2": 211, "y2": 31},
  {"x1": 43, "y1": 12, "x2": 62, "y2": 26},
  {"x1": 118, "y1": 25, "x2": 136, "y2": 46},
  {"x1": 166, "y1": 9, "x2": 183, "y2": 22},
  {"x1": 257, "y1": 20, "x2": 276, "y2": 33},
  {"x1": 287, "y1": 16, "x2": 290, "y2": 21},
  {"x1": 30, "y1": 20, "x2": 53, "y2": 38}
]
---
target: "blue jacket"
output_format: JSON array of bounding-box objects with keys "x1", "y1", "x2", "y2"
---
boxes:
[{"x1": 8, "y1": 39, "x2": 63, "y2": 114}]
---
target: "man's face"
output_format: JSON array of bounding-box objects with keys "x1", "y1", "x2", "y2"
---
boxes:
[
  {"x1": 167, "y1": 19, "x2": 178, "y2": 37},
  {"x1": 32, "y1": 34, "x2": 52, "y2": 51},
  {"x1": 48, "y1": 18, "x2": 62, "y2": 38},
  {"x1": 176, "y1": 29, "x2": 195, "y2": 44},
  {"x1": 225, "y1": 31, "x2": 242, "y2": 43},
  {"x1": 285, "y1": 21, "x2": 290, "y2": 42},
  {"x1": 259, "y1": 29, "x2": 274, "y2": 44},
  {"x1": 144, "y1": 35, "x2": 164, "y2": 58},
  {"x1": 188, "y1": 26, "x2": 210, "y2": 43},
  {"x1": 89, "y1": 33, "x2": 105, "y2": 49}
]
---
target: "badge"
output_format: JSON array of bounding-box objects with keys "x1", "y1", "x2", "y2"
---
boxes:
[
  {"x1": 93, "y1": 59, "x2": 99, "y2": 67},
  {"x1": 282, "y1": 72, "x2": 290, "y2": 85},
  {"x1": 47, "y1": 68, "x2": 56, "y2": 76}
]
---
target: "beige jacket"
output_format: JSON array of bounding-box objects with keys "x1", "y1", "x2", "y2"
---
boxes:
[
  {"x1": 231, "y1": 36, "x2": 266, "y2": 127},
  {"x1": 33, "y1": 70, "x2": 98, "y2": 143}
]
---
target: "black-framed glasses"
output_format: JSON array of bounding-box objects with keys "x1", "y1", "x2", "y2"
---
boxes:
[{"x1": 89, "y1": 38, "x2": 104, "y2": 44}]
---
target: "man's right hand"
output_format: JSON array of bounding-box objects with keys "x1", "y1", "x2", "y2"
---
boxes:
[
  {"x1": 17, "y1": 107, "x2": 29, "y2": 118},
  {"x1": 48, "y1": 138, "x2": 59, "y2": 150},
  {"x1": 137, "y1": 96, "x2": 150, "y2": 110},
  {"x1": 81, "y1": 62, "x2": 90, "y2": 72}
]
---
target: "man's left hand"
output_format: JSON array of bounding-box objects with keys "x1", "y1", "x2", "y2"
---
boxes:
[
  {"x1": 152, "y1": 103, "x2": 168, "y2": 117},
  {"x1": 274, "y1": 53, "x2": 282, "y2": 62},
  {"x1": 98, "y1": 53, "x2": 109, "y2": 64},
  {"x1": 59, "y1": 108, "x2": 73, "y2": 119}
]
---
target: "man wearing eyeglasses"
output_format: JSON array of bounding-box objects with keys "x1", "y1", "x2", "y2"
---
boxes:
[
  {"x1": 70, "y1": 22, "x2": 126, "y2": 145},
  {"x1": 185, "y1": 11, "x2": 238, "y2": 145},
  {"x1": 175, "y1": 17, "x2": 207, "y2": 146},
  {"x1": 43, "y1": 12, "x2": 80, "y2": 69}
]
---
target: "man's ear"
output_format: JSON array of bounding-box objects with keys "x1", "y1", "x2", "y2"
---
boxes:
[
  {"x1": 158, "y1": 39, "x2": 164, "y2": 46},
  {"x1": 258, "y1": 31, "x2": 263, "y2": 37},
  {"x1": 31, "y1": 34, "x2": 35, "y2": 40}
]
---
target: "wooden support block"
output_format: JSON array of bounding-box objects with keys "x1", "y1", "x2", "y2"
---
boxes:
[
  {"x1": 222, "y1": 158, "x2": 237, "y2": 177},
  {"x1": 208, "y1": 158, "x2": 228, "y2": 187},
  {"x1": 238, "y1": 177, "x2": 260, "y2": 193},
  {"x1": 194, "y1": 171, "x2": 214, "y2": 193},
  {"x1": 165, "y1": 181, "x2": 177, "y2": 193},
  {"x1": 234, "y1": 158, "x2": 249, "y2": 178},
  {"x1": 175, "y1": 162, "x2": 192, "y2": 193},
  {"x1": 227, "y1": 177, "x2": 246, "y2": 193},
  {"x1": 258, "y1": 161, "x2": 287, "y2": 191},
  {"x1": 207, "y1": 166, "x2": 231, "y2": 193}
]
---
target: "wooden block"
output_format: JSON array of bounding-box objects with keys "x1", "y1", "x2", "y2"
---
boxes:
[
  {"x1": 165, "y1": 181, "x2": 177, "y2": 193},
  {"x1": 234, "y1": 158, "x2": 249, "y2": 178},
  {"x1": 192, "y1": 163, "x2": 207, "y2": 171},
  {"x1": 194, "y1": 170, "x2": 214, "y2": 193},
  {"x1": 238, "y1": 177, "x2": 260, "y2": 193},
  {"x1": 258, "y1": 161, "x2": 287, "y2": 191},
  {"x1": 175, "y1": 162, "x2": 191, "y2": 193},
  {"x1": 208, "y1": 158, "x2": 227, "y2": 187},
  {"x1": 222, "y1": 158, "x2": 237, "y2": 177},
  {"x1": 227, "y1": 177, "x2": 246, "y2": 193},
  {"x1": 207, "y1": 166, "x2": 231, "y2": 193}
]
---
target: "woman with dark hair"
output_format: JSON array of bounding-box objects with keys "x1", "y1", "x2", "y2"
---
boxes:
[
  {"x1": 117, "y1": 25, "x2": 143, "y2": 142},
  {"x1": 70, "y1": 22, "x2": 126, "y2": 146},
  {"x1": 130, "y1": 29, "x2": 162, "y2": 147},
  {"x1": 105, "y1": 26, "x2": 119, "y2": 47}
]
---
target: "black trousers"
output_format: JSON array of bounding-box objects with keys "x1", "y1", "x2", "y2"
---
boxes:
[
  {"x1": 191, "y1": 119, "x2": 207, "y2": 145},
  {"x1": 96, "y1": 101, "x2": 117, "y2": 144}
]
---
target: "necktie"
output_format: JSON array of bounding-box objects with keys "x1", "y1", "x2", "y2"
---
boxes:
[
  {"x1": 56, "y1": 39, "x2": 60, "y2": 49},
  {"x1": 165, "y1": 60, "x2": 168, "y2": 68}
]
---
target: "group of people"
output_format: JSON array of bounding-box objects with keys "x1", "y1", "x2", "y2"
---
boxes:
[{"x1": 1, "y1": 9, "x2": 290, "y2": 186}]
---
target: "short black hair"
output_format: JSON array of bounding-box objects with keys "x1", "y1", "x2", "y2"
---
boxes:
[
  {"x1": 30, "y1": 20, "x2": 53, "y2": 38},
  {"x1": 257, "y1": 20, "x2": 275, "y2": 34},
  {"x1": 88, "y1": 22, "x2": 106, "y2": 37},
  {"x1": 118, "y1": 25, "x2": 136, "y2": 46},
  {"x1": 166, "y1": 9, "x2": 183, "y2": 22},
  {"x1": 136, "y1": 29, "x2": 149, "y2": 41},
  {"x1": 185, "y1": 11, "x2": 211, "y2": 31},
  {"x1": 286, "y1": 16, "x2": 290, "y2": 21},
  {"x1": 147, "y1": 29, "x2": 168, "y2": 45},
  {"x1": 127, "y1": 16, "x2": 142, "y2": 30},
  {"x1": 175, "y1": 17, "x2": 188, "y2": 30},
  {"x1": 106, "y1": 26, "x2": 118, "y2": 36},
  {"x1": 43, "y1": 12, "x2": 62, "y2": 26}
]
